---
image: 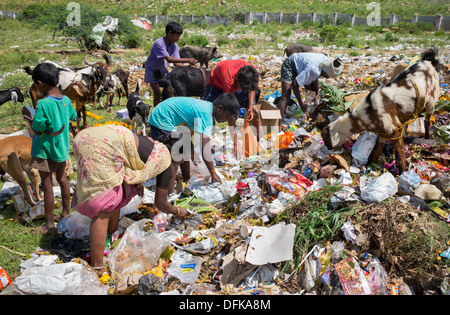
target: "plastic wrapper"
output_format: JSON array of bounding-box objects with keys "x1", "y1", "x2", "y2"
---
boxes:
[
  {"x1": 274, "y1": 131, "x2": 295, "y2": 150},
  {"x1": 361, "y1": 253, "x2": 389, "y2": 295},
  {"x1": 109, "y1": 219, "x2": 170, "y2": 276},
  {"x1": 335, "y1": 257, "x2": 372, "y2": 295},
  {"x1": 398, "y1": 169, "x2": 421, "y2": 193},
  {"x1": 0, "y1": 266, "x2": 11, "y2": 291}
]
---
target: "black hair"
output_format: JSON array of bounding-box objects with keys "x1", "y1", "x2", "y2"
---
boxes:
[
  {"x1": 165, "y1": 22, "x2": 183, "y2": 35},
  {"x1": 237, "y1": 65, "x2": 259, "y2": 92},
  {"x1": 32, "y1": 63, "x2": 59, "y2": 87},
  {"x1": 212, "y1": 93, "x2": 240, "y2": 116}
]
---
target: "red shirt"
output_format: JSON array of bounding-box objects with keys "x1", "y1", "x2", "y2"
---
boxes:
[{"x1": 208, "y1": 59, "x2": 254, "y2": 93}]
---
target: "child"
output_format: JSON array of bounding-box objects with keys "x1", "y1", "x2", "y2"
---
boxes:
[
  {"x1": 203, "y1": 59, "x2": 261, "y2": 158},
  {"x1": 144, "y1": 22, "x2": 197, "y2": 107},
  {"x1": 30, "y1": 62, "x2": 77, "y2": 235}
]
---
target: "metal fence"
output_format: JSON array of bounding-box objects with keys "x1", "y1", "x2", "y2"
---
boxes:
[{"x1": 147, "y1": 12, "x2": 450, "y2": 31}]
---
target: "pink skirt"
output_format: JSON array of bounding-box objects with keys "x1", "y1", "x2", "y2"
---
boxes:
[{"x1": 72, "y1": 182, "x2": 138, "y2": 219}]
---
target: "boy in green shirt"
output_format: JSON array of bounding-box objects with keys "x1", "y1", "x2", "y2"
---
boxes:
[{"x1": 30, "y1": 62, "x2": 77, "y2": 235}]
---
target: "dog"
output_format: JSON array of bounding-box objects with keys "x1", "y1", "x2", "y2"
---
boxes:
[
  {"x1": 0, "y1": 136, "x2": 40, "y2": 207},
  {"x1": 321, "y1": 48, "x2": 443, "y2": 174},
  {"x1": 126, "y1": 80, "x2": 151, "y2": 135}
]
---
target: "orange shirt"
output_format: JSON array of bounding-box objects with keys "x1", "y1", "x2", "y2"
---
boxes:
[{"x1": 208, "y1": 59, "x2": 254, "y2": 93}]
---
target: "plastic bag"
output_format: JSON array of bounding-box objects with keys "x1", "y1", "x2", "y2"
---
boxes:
[
  {"x1": 242, "y1": 121, "x2": 259, "y2": 157},
  {"x1": 351, "y1": 132, "x2": 378, "y2": 167},
  {"x1": 166, "y1": 249, "x2": 202, "y2": 283},
  {"x1": 360, "y1": 172, "x2": 398, "y2": 204},
  {"x1": 109, "y1": 219, "x2": 170, "y2": 276},
  {"x1": 3, "y1": 262, "x2": 108, "y2": 295},
  {"x1": 274, "y1": 131, "x2": 295, "y2": 150},
  {"x1": 57, "y1": 211, "x2": 91, "y2": 240},
  {"x1": 56, "y1": 212, "x2": 91, "y2": 240}
]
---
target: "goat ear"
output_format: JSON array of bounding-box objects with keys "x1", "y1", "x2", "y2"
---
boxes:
[{"x1": 10, "y1": 91, "x2": 18, "y2": 104}]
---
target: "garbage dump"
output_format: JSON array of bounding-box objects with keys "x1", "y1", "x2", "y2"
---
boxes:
[{"x1": 1, "y1": 49, "x2": 449, "y2": 297}]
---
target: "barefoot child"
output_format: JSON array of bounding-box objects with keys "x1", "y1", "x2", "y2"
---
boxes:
[{"x1": 30, "y1": 62, "x2": 77, "y2": 235}]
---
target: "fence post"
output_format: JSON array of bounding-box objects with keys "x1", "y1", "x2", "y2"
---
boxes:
[
  {"x1": 262, "y1": 11, "x2": 268, "y2": 24},
  {"x1": 435, "y1": 14, "x2": 442, "y2": 31},
  {"x1": 332, "y1": 12, "x2": 338, "y2": 25},
  {"x1": 389, "y1": 13, "x2": 397, "y2": 25},
  {"x1": 245, "y1": 12, "x2": 253, "y2": 24},
  {"x1": 350, "y1": 13, "x2": 355, "y2": 26},
  {"x1": 411, "y1": 14, "x2": 418, "y2": 24},
  {"x1": 278, "y1": 12, "x2": 283, "y2": 23},
  {"x1": 295, "y1": 12, "x2": 300, "y2": 24},
  {"x1": 311, "y1": 12, "x2": 316, "y2": 24}
]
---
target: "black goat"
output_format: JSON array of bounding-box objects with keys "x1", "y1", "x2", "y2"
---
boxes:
[{"x1": 0, "y1": 88, "x2": 24, "y2": 106}]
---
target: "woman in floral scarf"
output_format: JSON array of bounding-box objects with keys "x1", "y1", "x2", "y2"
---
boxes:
[{"x1": 72, "y1": 124, "x2": 188, "y2": 276}]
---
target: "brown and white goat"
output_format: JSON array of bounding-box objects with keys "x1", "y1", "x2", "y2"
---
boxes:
[{"x1": 321, "y1": 48, "x2": 443, "y2": 174}]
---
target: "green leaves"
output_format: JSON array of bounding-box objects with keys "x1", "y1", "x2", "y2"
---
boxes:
[{"x1": 320, "y1": 83, "x2": 356, "y2": 113}]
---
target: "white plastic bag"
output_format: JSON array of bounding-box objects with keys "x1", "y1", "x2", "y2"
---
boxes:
[
  {"x1": 167, "y1": 250, "x2": 203, "y2": 283},
  {"x1": 360, "y1": 172, "x2": 398, "y2": 204},
  {"x1": 56, "y1": 211, "x2": 91, "y2": 240},
  {"x1": 351, "y1": 132, "x2": 378, "y2": 167},
  {"x1": 6, "y1": 262, "x2": 108, "y2": 295}
]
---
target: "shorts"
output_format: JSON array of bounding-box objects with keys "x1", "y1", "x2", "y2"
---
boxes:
[
  {"x1": 30, "y1": 157, "x2": 66, "y2": 173},
  {"x1": 280, "y1": 55, "x2": 297, "y2": 83}
]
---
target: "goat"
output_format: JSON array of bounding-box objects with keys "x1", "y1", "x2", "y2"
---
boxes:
[
  {"x1": 0, "y1": 87, "x2": 24, "y2": 106},
  {"x1": 153, "y1": 67, "x2": 211, "y2": 101},
  {"x1": 126, "y1": 80, "x2": 151, "y2": 135},
  {"x1": 96, "y1": 69, "x2": 130, "y2": 110},
  {"x1": 24, "y1": 54, "x2": 110, "y2": 107},
  {"x1": 63, "y1": 72, "x2": 107, "y2": 133},
  {"x1": 321, "y1": 48, "x2": 443, "y2": 174}
]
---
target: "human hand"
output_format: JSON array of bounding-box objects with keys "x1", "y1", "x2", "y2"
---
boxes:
[
  {"x1": 189, "y1": 58, "x2": 197, "y2": 66},
  {"x1": 135, "y1": 183, "x2": 144, "y2": 197},
  {"x1": 175, "y1": 206, "x2": 188, "y2": 220},
  {"x1": 245, "y1": 109, "x2": 254, "y2": 122},
  {"x1": 211, "y1": 171, "x2": 222, "y2": 184}
]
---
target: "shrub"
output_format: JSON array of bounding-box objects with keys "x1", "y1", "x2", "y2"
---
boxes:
[
  {"x1": 236, "y1": 38, "x2": 252, "y2": 49},
  {"x1": 217, "y1": 37, "x2": 231, "y2": 47},
  {"x1": 179, "y1": 34, "x2": 209, "y2": 47},
  {"x1": 318, "y1": 25, "x2": 349, "y2": 43}
]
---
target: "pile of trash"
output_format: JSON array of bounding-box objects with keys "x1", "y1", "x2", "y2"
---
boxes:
[{"x1": 1, "y1": 51, "x2": 450, "y2": 296}]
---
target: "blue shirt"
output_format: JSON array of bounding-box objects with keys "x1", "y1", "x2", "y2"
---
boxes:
[
  {"x1": 148, "y1": 97, "x2": 214, "y2": 137},
  {"x1": 291, "y1": 53, "x2": 330, "y2": 87}
]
